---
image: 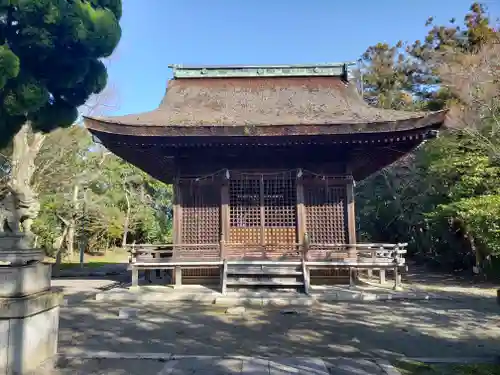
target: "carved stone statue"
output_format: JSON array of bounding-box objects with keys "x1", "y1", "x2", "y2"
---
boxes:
[
  {"x1": 0, "y1": 189, "x2": 39, "y2": 235},
  {"x1": 0, "y1": 193, "x2": 20, "y2": 233}
]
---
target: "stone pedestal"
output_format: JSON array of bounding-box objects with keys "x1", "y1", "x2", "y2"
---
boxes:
[
  {"x1": 0, "y1": 233, "x2": 62, "y2": 375},
  {"x1": 0, "y1": 263, "x2": 51, "y2": 298},
  {"x1": 0, "y1": 289, "x2": 62, "y2": 375}
]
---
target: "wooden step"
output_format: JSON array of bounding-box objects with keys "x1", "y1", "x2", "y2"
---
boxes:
[
  {"x1": 227, "y1": 267, "x2": 301, "y2": 276},
  {"x1": 226, "y1": 279, "x2": 304, "y2": 286}
]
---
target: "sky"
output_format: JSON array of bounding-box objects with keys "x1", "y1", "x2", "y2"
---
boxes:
[{"x1": 105, "y1": 0, "x2": 500, "y2": 116}]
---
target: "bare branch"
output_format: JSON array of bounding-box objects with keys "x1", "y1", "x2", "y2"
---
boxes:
[{"x1": 436, "y1": 42, "x2": 500, "y2": 158}]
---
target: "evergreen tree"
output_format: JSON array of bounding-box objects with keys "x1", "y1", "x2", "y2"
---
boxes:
[{"x1": 0, "y1": 0, "x2": 122, "y2": 147}]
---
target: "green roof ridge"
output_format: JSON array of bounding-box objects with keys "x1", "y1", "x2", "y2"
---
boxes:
[{"x1": 169, "y1": 62, "x2": 355, "y2": 79}]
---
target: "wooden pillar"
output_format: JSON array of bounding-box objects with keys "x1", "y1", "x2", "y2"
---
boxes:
[
  {"x1": 379, "y1": 269, "x2": 386, "y2": 284},
  {"x1": 394, "y1": 266, "x2": 402, "y2": 290},
  {"x1": 220, "y1": 182, "x2": 230, "y2": 259},
  {"x1": 349, "y1": 267, "x2": 355, "y2": 287},
  {"x1": 259, "y1": 175, "x2": 265, "y2": 249},
  {"x1": 346, "y1": 174, "x2": 357, "y2": 260},
  {"x1": 131, "y1": 266, "x2": 139, "y2": 288},
  {"x1": 302, "y1": 258, "x2": 310, "y2": 295},
  {"x1": 173, "y1": 179, "x2": 183, "y2": 261},
  {"x1": 221, "y1": 259, "x2": 228, "y2": 295},
  {"x1": 175, "y1": 266, "x2": 182, "y2": 288},
  {"x1": 296, "y1": 169, "x2": 306, "y2": 258}
]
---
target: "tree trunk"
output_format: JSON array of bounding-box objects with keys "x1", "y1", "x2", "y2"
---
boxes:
[
  {"x1": 9, "y1": 122, "x2": 45, "y2": 235},
  {"x1": 53, "y1": 225, "x2": 69, "y2": 277},
  {"x1": 122, "y1": 189, "x2": 130, "y2": 248},
  {"x1": 66, "y1": 184, "x2": 79, "y2": 258}
]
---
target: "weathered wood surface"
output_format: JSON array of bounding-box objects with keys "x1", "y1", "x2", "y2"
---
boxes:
[{"x1": 128, "y1": 242, "x2": 407, "y2": 266}]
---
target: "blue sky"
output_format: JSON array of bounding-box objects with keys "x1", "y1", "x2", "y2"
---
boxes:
[{"x1": 106, "y1": 0, "x2": 499, "y2": 116}]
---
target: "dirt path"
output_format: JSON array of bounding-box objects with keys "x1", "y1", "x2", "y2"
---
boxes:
[{"x1": 403, "y1": 262, "x2": 499, "y2": 299}]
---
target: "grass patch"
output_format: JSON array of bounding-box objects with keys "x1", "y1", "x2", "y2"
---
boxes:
[
  {"x1": 44, "y1": 250, "x2": 129, "y2": 269},
  {"x1": 396, "y1": 360, "x2": 500, "y2": 375},
  {"x1": 55, "y1": 262, "x2": 115, "y2": 270}
]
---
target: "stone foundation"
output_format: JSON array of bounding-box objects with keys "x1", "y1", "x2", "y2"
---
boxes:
[{"x1": 0, "y1": 289, "x2": 62, "y2": 375}]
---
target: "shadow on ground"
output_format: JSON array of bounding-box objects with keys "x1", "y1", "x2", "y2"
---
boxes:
[
  {"x1": 356, "y1": 261, "x2": 499, "y2": 301},
  {"x1": 41, "y1": 356, "x2": 389, "y2": 375},
  {"x1": 43, "y1": 261, "x2": 500, "y2": 374},
  {"x1": 57, "y1": 292, "x2": 500, "y2": 360}
]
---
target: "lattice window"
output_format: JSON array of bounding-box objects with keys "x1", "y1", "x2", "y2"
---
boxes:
[
  {"x1": 304, "y1": 180, "x2": 347, "y2": 244},
  {"x1": 181, "y1": 181, "x2": 220, "y2": 245},
  {"x1": 229, "y1": 172, "x2": 297, "y2": 244},
  {"x1": 229, "y1": 176, "x2": 260, "y2": 243},
  {"x1": 263, "y1": 174, "x2": 296, "y2": 244}
]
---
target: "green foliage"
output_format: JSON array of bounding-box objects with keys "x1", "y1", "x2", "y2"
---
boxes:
[
  {"x1": 358, "y1": 2, "x2": 498, "y2": 112},
  {"x1": 430, "y1": 195, "x2": 500, "y2": 258},
  {"x1": 0, "y1": 44, "x2": 19, "y2": 89},
  {"x1": 356, "y1": 2, "x2": 500, "y2": 277},
  {"x1": 359, "y1": 42, "x2": 417, "y2": 109},
  {"x1": 0, "y1": 0, "x2": 122, "y2": 147},
  {"x1": 33, "y1": 193, "x2": 65, "y2": 255},
  {"x1": 30, "y1": 128, "x2": 173, "y2": 255}
]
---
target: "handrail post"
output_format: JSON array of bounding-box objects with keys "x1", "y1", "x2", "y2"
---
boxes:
[
  {"x1": 221, "y1": 259, "x2": 228, "y2": 295},
  {"x1": 130, "y1": 240, "x2": 136, "y2": 264},
  {"x1": 220, "y1": 239, "x2": 226, "y2": 261},
  {"x1": 367, "y1": 246, "x2": 376, "y2": 279},
  {"x1": 393, "y1": 244, "x2": 402, "y2": 290},
  {"x1": 303, "y1": 232, "x2": 310, "y2": 261}
]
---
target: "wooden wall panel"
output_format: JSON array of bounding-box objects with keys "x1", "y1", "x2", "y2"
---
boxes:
[
  {"x1": 178, "y1": 180, "x2": 221, "y2": 260},
  {"x1": 304, "y1": 180, "x2": 347, "y2": 245}
]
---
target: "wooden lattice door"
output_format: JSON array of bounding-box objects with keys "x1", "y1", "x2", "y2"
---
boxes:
[
  {"x1": 179, "y1": 180, "x2": 221, "y2": 260},
  {"x1": 229, "y1": 172, "x2": 297, "y2": 249},
  {"x1": 304, "y1": 179, "x2": 347, "y2": 244}
]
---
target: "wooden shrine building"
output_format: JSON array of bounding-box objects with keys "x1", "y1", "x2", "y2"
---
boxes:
[{"x1": 84, "y1": 63, "x2": 446, "y2": 291}]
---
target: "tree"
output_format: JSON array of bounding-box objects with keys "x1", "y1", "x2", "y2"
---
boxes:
[
  {"x1": 30, "y1": 128, "x2": 173, "y2": 260},
  {"x1": 0, "y1": 0, "x2": 122, "y2": 234},
  {"x1": 357, "y1": 3, "x2": 498, "y2": 112},
  {"x1": 436, "y1": 43, "x2": 500, "y2": 159},
  {"x1": 356, "y1": 2, "x2": 500, "y2": 277},
  {"x1": 358, "y1": 41, "x2": 416, "y2": 110}
]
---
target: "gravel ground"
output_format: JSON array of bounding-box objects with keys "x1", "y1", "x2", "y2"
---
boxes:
[
  {"x1": 57, "y1": 297, "x2": 500, "y2": 359},
  {"x1": 41, "y1": 264, "x2": 500, "y2": 374}
]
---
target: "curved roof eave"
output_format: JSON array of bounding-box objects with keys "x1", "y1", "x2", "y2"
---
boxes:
[{"x1": 83, "y1": 109, "x2": 447, "y2": 138}]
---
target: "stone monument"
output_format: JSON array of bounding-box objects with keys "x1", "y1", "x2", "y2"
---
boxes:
[{"x1": 0, "y1": 193, "x2": 62, "y2": 374}]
